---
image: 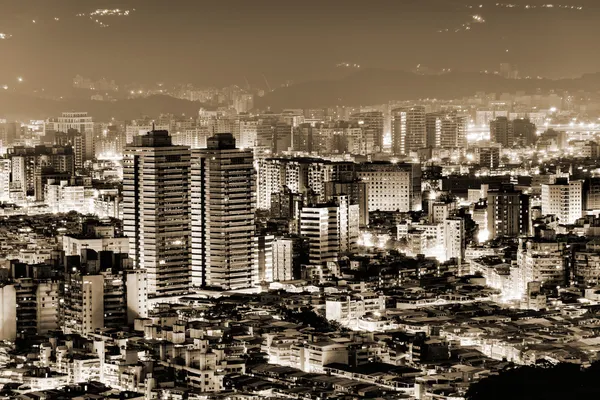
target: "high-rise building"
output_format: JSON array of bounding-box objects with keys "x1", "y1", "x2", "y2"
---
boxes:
[
  {"x1": 55, "y1": 129, "x2": 84, "y2": 169},
  {"x1": 191, "y1": 133, "x2": 256, "y2": 290},
  {"x1": 7, "y1": 145, "x2": 75, "y2": 199},
  {"x1": 0, "y1": 284, "x2": 17, "y2": 341},
  {"x1": 541, "y1": 178, "x2": 583, "y2": 225},
  {"x1": 62, "y1": 250, "x2": 132, "y2": 334},
  {"x1": 472, "y1": 144, "x2": 501, "y2": 169},
  {"x1": 444, "y1": 218, "x2": 465, "y2": 264},
  {"x1": 430, "y1": 201, "x2": 456, "y2": 224},
  {"x1": 391, "y1": 106, "x2": 426, "y2": 155},
  {"x1": 256, "y1": 157, "x2": 356, "y2": 211},
  {"x1": 55, "y1": 112, "x2": 95, "y2": 162},
  {"x1": 425, "y1": 112, "x2": 467, "y2": 149},
  {"x1": 518, "y1": 238, "x2": 566, "y2": 292},
  {"x1": 274, "y1": 122, "x2": 293, "y2": 154},
  {"x1": 357, "y1": 162, "x2": 421, "y2": 212},
  {"x1": 325, "y1": 179, "x2": 369, "y2": 228},
  {"x1": 573, "y1": 240, "x2": 600, "y2": 288},
  {"x1": 123, "y1": 130, "x2": 192, "y2": 297},
  {"x1": 171, "y1": 127, "x2": 211, "y2": 150},
  {"x1": 350, "y1": 111, "x2": 384, "y2": 153},
  {"x1": 126, "y1": 270, "x2": 148, "y2": 324},
  {"x1": 512, "y1": 118, "x2": 537, "y2": 147},
  {"x1": 0, "y1": 122, "x2": 19, "y2": 149},
  {"x1": 490, "y1": 116, "x2": 514, "y2": 148},
  {"x1": 256, "y1": 234, "x2": 274, "y2": 283},
  {"x1": 585, "y1": 177, "x2": 600, "y2": 211},
  {"x1": 300, "y1": 195, "x2": 359, "y2": 265},
  {"x1": 233, "y1": 93, "x2": 254, "y2": 113},
  {"x1": 239, "y1": 119, "x2": 259, "y2": 149},
  {"x1": 272, "y1": 237, "x2": 303, "y2": 282},
  {"x1": 125, "y1": 123, "x2": 170, "y2": 145},
  {"x1": 487, "y1": 185, "x2": 530, "y2": 239},
  {"x1": 0, "y1": 158, "x2": 11, "y2": 202}
]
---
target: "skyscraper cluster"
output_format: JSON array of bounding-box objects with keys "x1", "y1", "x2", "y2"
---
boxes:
[{"x1": 123, "y1": 130, "x2": 256, "y2": 295}]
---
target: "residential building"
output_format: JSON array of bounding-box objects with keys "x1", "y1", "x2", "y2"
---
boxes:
[
  {"x1": 392, "y1": 106, "x2": 426, "y2": 155},
  {"x1": 123, "y1": 130, "x2": 192, "y2": 297},
  {"x1": 487, "y1": 185, "x2": 530, "y2": 239},
  {"x1": 191, "y1": 133, "x2": 256, "y2": 290},
  {"x1": 541, "y1": 178, "x2": 583, "y2": 225},
  {"x1": 300, "y1": 195, "x2": 359, "y2": 265},
  {"x1": 357, "y1": 162, "x2": 421, "y2": 212}
]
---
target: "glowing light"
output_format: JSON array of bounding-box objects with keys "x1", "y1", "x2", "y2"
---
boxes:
[
  {"x1": 17, "y1": 77, "x2": 23, "y2": 83},
  {"x1": 478, "y1": 229, "x2": 490, "y2": 243},
  {"x1": 358, "y1": 232, "x2": 375, "y2": 248}
]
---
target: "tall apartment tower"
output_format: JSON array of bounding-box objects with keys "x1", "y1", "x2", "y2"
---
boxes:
[
  {"x1": 444, "y1": 217, "x2": 465, "y2": 264},
  {"x1": 123, "y1": 130, "x2": 192, "y2": 297},
  {"x1": 299, "y1": 195, "x2": 359, "y2": 266},
  {"x1": 490, "y1": 116, "x2": 514, "y2": 148},
  {"x1": 541, "y1": 178, "x2": 583, "y2": 225},
  {"x1": 349, "y1": 111, "x2": 384, "y2": 153},
  {"x1": 487, "y1": 185, "x2": 530, "y2": 239},
  {"x1": 191, "y1": 133, "x2": 256, "y2": 290},
  {"x1": 426, "y1": 112, "x2": 467, "y2": 148},
  {"x1": 357, "y1": 162, "x2": 422, "y2": 212},
  {"x1": 55, "y1": 112, "x2": 95, "y2": 162},
  {"x1": 391, "y1": 106, "x2": 426, "y2": 155}
]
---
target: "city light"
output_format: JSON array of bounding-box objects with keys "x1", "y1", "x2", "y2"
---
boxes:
[{"x1": 0, "y1": 1, "x2": 599, "y2": 398}]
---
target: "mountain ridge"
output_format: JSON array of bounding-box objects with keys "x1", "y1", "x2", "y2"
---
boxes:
[{"x1": 256, "y1": 69, "x2": 600, "y2": 109}]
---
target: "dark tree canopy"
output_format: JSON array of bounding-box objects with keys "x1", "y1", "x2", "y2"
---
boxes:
[{"x1": 466, "y1": 362, "x2": 600, "y2": 400}]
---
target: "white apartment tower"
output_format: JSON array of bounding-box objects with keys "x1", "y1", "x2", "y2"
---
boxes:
[
  {"x1": 191, "y1": 133, "x2": 256, "y2": 290},
  {"x1": 391, "y1": 106, "x2": 426, "y2": 155},
  {"x1": 57, "y1": 112, "x2": 95, "y2": 161},
  {"x1": 357, "y1": 162, "x2": 420, "y2": 212},
  {"x1": 541, "y1": 178, "x2": 583, "y2": 225},
  {"x1": 272, "y1": 238, "x2": 296, "y2": 282},
  {"x1": 123, "y1": 130, "x2": 192, "y2": 297},
  {"x1": 444, "y1": 218, "x2": 465, "y2": 264},
  {"x1": 300, "y1": 195, "x2": 359, "y2": 265}
]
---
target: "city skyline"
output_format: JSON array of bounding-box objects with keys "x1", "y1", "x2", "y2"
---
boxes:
[{"x1": 3, "y1": 2, "x2": 600, "y2": 399}]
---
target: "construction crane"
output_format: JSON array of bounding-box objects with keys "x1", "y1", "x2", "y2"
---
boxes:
[{"x1": 262, "y1": 74, "x2": 272, "y2": 92}]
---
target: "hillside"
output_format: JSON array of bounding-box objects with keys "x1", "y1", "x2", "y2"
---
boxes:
[
  {"x1": 0, "y1": 94, "x2": 206, "y2": 121},
  {"x1": 256, "y1": 69, "x2": 598, "y2": 109}
]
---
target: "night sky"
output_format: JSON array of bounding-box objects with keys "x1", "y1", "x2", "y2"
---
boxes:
[{"x1": 0, "y1": 0, "x2": 599, "y2": 88}]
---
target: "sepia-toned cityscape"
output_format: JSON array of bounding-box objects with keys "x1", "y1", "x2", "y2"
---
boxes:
[{"x1": 2, "y1": 1, "x2": 600, "y2": 399}]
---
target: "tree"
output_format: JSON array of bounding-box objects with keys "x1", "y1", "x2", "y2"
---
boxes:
[{"x1": 466, "y1": 362, "x2": 600, "y2": 400}]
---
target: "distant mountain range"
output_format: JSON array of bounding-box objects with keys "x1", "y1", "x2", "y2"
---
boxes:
[
  {"x1": 255, "y1": 69, "x2": 600, "y2": 109},
  {"x1": 0, "y1": 93, "x2": 206, "y2": 121},
  {"x1": 3, "y1": 70, "x2": 600, "y2": 121}
]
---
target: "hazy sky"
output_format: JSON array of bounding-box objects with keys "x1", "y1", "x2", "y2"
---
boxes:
[{"x1": 1, "y1": 0, "x2": 599, "y2": 88}]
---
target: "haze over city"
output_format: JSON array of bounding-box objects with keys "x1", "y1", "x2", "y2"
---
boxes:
[
  {"x1": 1, "y1": 0, "x2": 600, "y2": 89},
  {"x1": 3, "y1": 1, "x2": 600, "y2": 400}
]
